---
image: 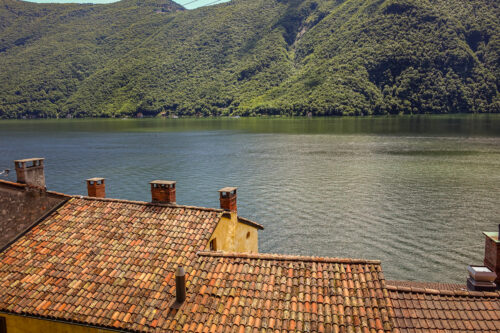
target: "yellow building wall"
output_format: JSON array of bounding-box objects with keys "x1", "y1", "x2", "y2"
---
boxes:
[
  {"x1": 234, "y1": 221, "x2": 258, "y2": 253},
  {"x1": 2, "y1": 313, "x2": 114, "y2": 333},
  {"x1": 208, "y1": 213, "x2": 259, "y2": 253},
  {"x1": 209, "y1": 214, "x2": 235, "y2": 251}
]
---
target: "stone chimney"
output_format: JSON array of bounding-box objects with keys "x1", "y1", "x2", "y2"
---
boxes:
[
  {"x1": 466, "y1": 265, "x2": 497, "y2": 291},
  {"x1": 218, "y1": 187, "x2": 237, "y2": 212},
  {"x1": 150, "y1": 180, "x2": 176, "y2": 204},
  {"x1": 14, "y1": 158, "x2": 45, "y2": 189},
  {"x1": 86, "y1": 178, "x2": 106, "y2": 198},
  {"x1": 483, "y1": 224, "x2": 500, "y2": 285}
]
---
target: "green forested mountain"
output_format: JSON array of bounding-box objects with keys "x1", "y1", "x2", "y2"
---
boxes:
[{"x1": 0, "y1": 0, "x2": 498, "y2": 118}]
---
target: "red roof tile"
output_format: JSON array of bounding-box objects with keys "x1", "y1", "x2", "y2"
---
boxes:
[
  {"x1": 387, "y1": 280, "x2": 467, "y2": 291},
  {"x1": 6, "y1": 192, "x2": 496, "y2": 332},
  {"x1": 174, "y1": 251, "x2": 396, "y2": 332},
  {"x1": 0, "y1": 197, "x2": 222, "y2": 332},
  {"x1": 387, "y1": 284, "x2": 500, "y2": 333},
  {"x1": 0, "y1": 195, "x2": 396, "y2": 332}
]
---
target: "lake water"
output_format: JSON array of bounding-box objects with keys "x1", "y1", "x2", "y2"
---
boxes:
[{"x1": 1, "y1": 115, "x2": 499, "y2": 283}]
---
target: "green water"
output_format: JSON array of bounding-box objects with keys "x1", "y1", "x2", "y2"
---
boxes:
[{"x1": 1, "y1": 114, "x2": 499, "y2": 283}]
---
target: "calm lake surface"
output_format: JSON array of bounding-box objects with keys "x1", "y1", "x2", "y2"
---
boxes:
[{"x1": 1, "y1": 115, "x2": 500, "y2": 283}]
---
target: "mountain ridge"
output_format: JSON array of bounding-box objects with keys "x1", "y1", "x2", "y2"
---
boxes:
[{"x1": 0, "y1": 0, "x2": 498, "y2": 118}]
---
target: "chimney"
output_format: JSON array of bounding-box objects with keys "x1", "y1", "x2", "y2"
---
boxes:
[
  {"x1": 483, "y1": 224, "x2": 500, "y2": 285},
  {"x1": 175, "y1": 266, "x2": 186, "y2": 304},
  {"x1": 150, "y1": 180, "x2": 176, "y2": 204},
  {"x1": 466, "y1": 265, "x2": 497, "y2": 291},
  {"x1": 218, "y1": 187, "x2": 237, "y2": 212},
  {"x1": 86, "y1": 178, "x2": 105, "y2": 198},
  {"x1": 14, "y1": 158, "x2": 45, "y2": 189}
]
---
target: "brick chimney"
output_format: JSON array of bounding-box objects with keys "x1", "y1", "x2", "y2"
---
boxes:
[
  {"x1": 218, "y1": 187, "x2": 237, "y2": 212},
  {"x1": 14, "y1": 158, "x2": 45, "y2": 189},
  {"x1": 150, "y1": 180, "x2": 176, "y2": 204},
  {"x1": 86, "y1": 178, "x2": 105, "y2": 198},
  {"x1": 483, "y1": 224, "x2": 500, "y2": 285}
]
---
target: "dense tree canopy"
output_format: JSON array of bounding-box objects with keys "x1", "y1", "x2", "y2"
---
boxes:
[{"x1": 0, "y1": 0, "x2": 498, "y2": 118}]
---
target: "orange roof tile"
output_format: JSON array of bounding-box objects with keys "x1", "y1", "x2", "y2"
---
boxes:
[
  {"x1": 7, "y1": 192, "x2": 497, "y2": 332},
  {"x1": 387, "y1": 280, "x2": 467, "y2": 291},
  {"x1": 171, "y1": 251, "x2": 396, "y2": 332},
  {"x1": 0, "y1": 197, "x2": 222, "y2": 332},
  {"x1": 387, "y1": 284, "x2": 500, "y2": 333},
  {"x1": 0, "y1": 194, "x2": 396, "y2": 332}
]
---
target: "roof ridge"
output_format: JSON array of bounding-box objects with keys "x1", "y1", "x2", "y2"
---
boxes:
[
  {"x1": 237, "y1": 216, "x2": 264, "y2": 230},
  {"x1": 386, "y1": 284, "x2": 500, "y2": 297},
  {"x1": 0, "y1": 179, "x2": 70, "y2": 198},
  {"x1": 0, "y1": 179, "x2": 26, "y2": 188},
  {"x1": 0, "y1": 180, "x2": 260, "y2": 221},
  {"x1": 197, "y1": 251, "x2": 382, "y2": 264},
  {"x1": 72, "y1": 195, "x2": 225, "y2": 213}
]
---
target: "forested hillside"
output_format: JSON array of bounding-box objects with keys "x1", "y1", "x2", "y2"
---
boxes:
[{"x1": 0, "y1": 0, "x2": 498, "y2": 118}]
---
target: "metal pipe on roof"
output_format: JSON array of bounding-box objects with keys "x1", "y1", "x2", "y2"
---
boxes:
[{"x1": 176, "y1": 266, "x2": 186, "y2": 304}]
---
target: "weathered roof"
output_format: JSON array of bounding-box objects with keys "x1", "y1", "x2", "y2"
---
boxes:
[
  {"x1": 4, "y1": 181, "x2": 498, "y2": 332},
  {"x1": 387, "y1": 280, "x2": 467, "y2": 291},
  {"x1": 0, "y1": 193, "x2": 395, "y2": 332},
  {"x1": 387, "y1": 284, "x2": 500, "y2": 332},
  {"x1": 175, "y1": 251, "x2": 396, "y2": 332},
  {"x1": 0, "y1": 197, "x2": 222, "y2": 332}
]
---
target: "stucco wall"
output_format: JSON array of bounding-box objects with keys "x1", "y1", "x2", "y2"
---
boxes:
[
  {"x1": 1, "y1": 313, "x2": 114, "y2": 333},
  {"x1": 235, "y1": 221, "x2": 258, "y2": 253},
  {"x1": 208, "y1": 212, "x2": 258, "y2": 252},
  {"x1": 0, "y1": 181, "x2": 67, "y2": 250}
]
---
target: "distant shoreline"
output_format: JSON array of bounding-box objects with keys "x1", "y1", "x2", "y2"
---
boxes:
[{"x1": 2, "y1": 112, "x2": 500, "y2": 121}]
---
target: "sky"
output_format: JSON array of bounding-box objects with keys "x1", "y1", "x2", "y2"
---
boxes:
[{"x1": 25, "y1": 0, "x2": 230, "y2": 9}]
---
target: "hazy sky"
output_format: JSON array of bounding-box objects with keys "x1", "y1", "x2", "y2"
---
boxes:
[{"x1": 25, "y1": 0, "x2": 229, "y2": 9}]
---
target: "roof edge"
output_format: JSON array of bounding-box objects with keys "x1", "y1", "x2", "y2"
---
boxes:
[
  {"x1": 0, "y1": 179, "x2": 70, "y2": 199},
  {"x1": 72, "y1": 195, "x2": 225, "y2": 213},
  {"x1": 197, "y1": 251, "x2": 382, "y2": 264},
  {"x1": 0, "y1": 179, "x2": 26, "y2": 189},
  {"x1": 237, "y1": 216, "x2": 264, "y2": 230},
  {"x1": 386, "y1": 284, "x2": 500, "y2": 297},
  {"x1": 0, "y1": 180, "x2": 261, "y2": 218},
  {"x1": 0, "y1": 310, "x2": 134, "y2": 333}
]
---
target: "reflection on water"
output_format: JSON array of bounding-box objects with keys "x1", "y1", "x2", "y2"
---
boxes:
[
  {"x1": 2, "y1": 114, "x2": 500, "y2": 136},
  {"x1": 1, "y1": 115, "x2": 499, "y2": 283}
]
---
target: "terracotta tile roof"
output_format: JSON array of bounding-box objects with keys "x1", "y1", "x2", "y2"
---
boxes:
[
  {"x1": 0, "y1": 191, "x2": 396, "y2": 333},
  {"x1": 168, "y1": 251, "x2": 396, "y2": 332},
  {"x1": 0, "y1": 197, "x2": 222, "y2": 332},
  {"x1": 9, "y1": 191, "x2": 498, "y2": 332},
  {"x1": 387, "y1": 284, "x2": 500, "y2": 332},
  {"x1": 387, "y1": 280, "x2": 467, "y2": 291}
]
